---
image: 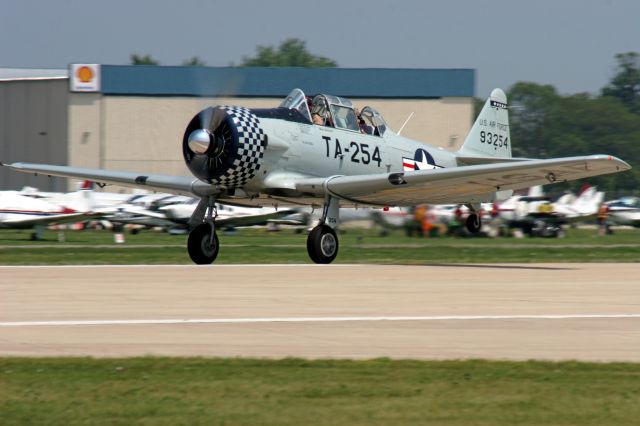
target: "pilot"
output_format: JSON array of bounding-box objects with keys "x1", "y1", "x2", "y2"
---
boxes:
[
  {"x1": 356, "y1": 108, "x2": 373, "y2": 134},
  {"x1": 312, "y1": 112, "x2": 325, "y2": 125},
  {"x1": 311, "y1": 96, "x2": 329, "y2": 126}
]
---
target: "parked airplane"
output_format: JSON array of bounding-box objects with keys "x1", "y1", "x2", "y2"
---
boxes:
[
  {"x1": 606, "y1": 197, "x2": 640, "y2": 227},
  {"x1": 494, "y1": 186, "x2": 547, "y2": 222},
  {"x1": 552, "y1": 186, "x2": 604, "y2": 221},
  {"x1": 496, "y1": 185, "x2": 603, "y2": 223},
  {"x1": 159, "y1": 198, "x2": 305, "y2": 230},
  {"x1": 0, "y1": 189, "x2": 99, "y2": 239},
  {"x1": 81, "y1": 190, "x2": 306, "y2": 232},
  {"x1": 2, "y1": 88, "x2": 630, "y2": 263}
]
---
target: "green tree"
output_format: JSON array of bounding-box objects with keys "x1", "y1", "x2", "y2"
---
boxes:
[
  {"x1": 506, "y1": 81, "x2": 640, "y2": 196},
  {"x1": 130, "y1": 54, "x2": 159, "y2": 65},
  {"x1": 507, "y1": 82, "x2": 560, "y2": 158},
  {"x1": 240, "y1": 38, "x2": 337, "y2": 67},
  {"x1": 182, "y1": 56, "x2": 206, "y2": 66},
  {"x1": 602, "y1": 52, "x2": 640, "y2": 114}
]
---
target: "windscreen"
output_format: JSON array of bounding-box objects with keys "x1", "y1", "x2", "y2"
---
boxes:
[{"x1": 279, "y1": 88, "x2": 311, "y2": 122}]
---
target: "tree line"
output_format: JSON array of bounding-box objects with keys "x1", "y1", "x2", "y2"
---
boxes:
[{"x1": 129, "y1": 38, "x2": 336, "y2": 67}]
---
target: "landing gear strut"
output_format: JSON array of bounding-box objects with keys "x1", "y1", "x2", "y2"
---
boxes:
[
  {"x1": 187, "y1": 197, "x2": 219, "y2": 264},
  {"x1": 307, "y1": 195, "x2": 340, "y2": 264}
]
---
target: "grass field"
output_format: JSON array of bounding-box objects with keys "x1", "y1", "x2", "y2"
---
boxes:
[
  {"x1": 2, "y1": 357, "x2": 640, "y2": 426},
  {"x1": 0, "y1": 226, "x2": 639, "y2": 264}
]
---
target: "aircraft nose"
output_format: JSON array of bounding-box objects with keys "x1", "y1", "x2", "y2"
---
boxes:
[{"x1": 187, "y1": 129, "x2": 213, "y2": 154}]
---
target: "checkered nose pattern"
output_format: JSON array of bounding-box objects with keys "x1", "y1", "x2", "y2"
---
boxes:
[
  {"x1": 183, "y1": 106, "x2": 266, "y2": 188},
  {"x1": 215, "y1": 107, "x2": 266, "y2": 187}
]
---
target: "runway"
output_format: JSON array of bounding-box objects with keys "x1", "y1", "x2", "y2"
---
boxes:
[{"x1": 1, "y1": 264, "x2": 639, "y2": 361}]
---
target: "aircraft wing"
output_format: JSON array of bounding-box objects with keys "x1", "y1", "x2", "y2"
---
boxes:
[
  {"x1": 216, "y1": 209, "x2": 303, "y2": 228},
  {"x1": 3, "y1": 156, "x2": 630, "y2": 207},
  {"x1": 296, "y1": 155, "x2": 631, "y2": 206},
  {"x1": 0, "y1": 212, "x2": 102, "y2": 228},
  {"x1": 1, "y1": 162, "x2": 216, "y2": 197}
]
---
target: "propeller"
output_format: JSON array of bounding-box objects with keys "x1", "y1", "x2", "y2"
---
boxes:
[
  {"x1": 181, "y1": 69, "x2": 265, "y2": 187},
  {"x1": 183, "y1": 106, "x2": 235, "y2": 182}
]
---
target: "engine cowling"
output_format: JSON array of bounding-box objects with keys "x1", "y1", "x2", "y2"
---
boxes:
[{"x1": 182, "y1": 106, "x2": 265, "y2": 187}]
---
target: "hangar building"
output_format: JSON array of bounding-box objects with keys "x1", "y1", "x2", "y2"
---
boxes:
[{"x1": 0, "y1": 65, "x2": 475, "y2": 191}]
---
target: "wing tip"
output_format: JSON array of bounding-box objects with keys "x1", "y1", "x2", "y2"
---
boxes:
[
  {"x1": 586, "y1": 154, "x2": 631, "y2": 170},
  {"x1": 606, "y1": 155, "x2": 632, "y2": 170}
]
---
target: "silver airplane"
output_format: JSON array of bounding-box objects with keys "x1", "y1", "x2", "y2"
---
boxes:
[{"x1": 1, "y1": 88, "x2": 630, "y2": 263}]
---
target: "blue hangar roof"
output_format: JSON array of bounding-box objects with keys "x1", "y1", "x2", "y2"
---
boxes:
[{"x1": 100, "y1": 66, "x2": 475, "y2": 98}]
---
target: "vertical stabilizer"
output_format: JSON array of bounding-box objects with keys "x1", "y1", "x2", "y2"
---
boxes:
[
  {"x1": 457, "y1": 88, "x2": 512, "y2": 159},
  {"x1": 48, "y1": 188, "x2": 95, "y2": 213}
]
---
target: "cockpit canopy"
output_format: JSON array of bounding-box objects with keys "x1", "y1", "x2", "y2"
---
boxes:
[{"x1": 279, "y1": 88, "x2": 387, "y2": 136}]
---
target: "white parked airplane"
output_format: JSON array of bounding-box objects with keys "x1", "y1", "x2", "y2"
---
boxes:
[
  {"x1": 2, "y1": 88, "x2": 630, "y2": 263},
  {"x1": 0, "y1": 189, "x2": 99, "y2": 239},
  {"x1": 606, "y1": 197, "x2": 640, "y2": 227},
  {"x1": 552, "y1": 186, "x2": 604, "y2": 221},
  {"x1": 496, "y1": 185, "x2": 604, "y2": 223},
  {"x1": 159, "y1": 198, "x2": 304, "y2": 230}
]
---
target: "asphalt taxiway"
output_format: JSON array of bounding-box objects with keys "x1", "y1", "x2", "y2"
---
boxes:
[{"x1": 1, "y1": 263, "x2": 639, "y2": 361}]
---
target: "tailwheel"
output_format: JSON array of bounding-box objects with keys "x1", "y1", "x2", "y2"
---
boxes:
[
  {"x1": 307, "y1": 224, "x2": 339, "y2": 264},
  {"x1": 465, "y1": 213, "x2": 482, "y2": 234},
  {"x1": 187, "y1": 223, "x2": 219, "y2": 264}
]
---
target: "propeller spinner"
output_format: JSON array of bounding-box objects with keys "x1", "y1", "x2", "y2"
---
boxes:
[
  {"x1": 187, "y1": 128, "x2": 213, "y2": 154},
  {"x1": 187, "y1": 128, "x2": 225, "y2": 157}
]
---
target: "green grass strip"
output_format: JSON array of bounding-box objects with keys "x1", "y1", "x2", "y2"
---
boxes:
[
  {"x1": 1, "y1": 228, "x2": 639, "y2": 264},
  {"x1": 1, "y1": 357, "x2": 640, "y2": 425}
]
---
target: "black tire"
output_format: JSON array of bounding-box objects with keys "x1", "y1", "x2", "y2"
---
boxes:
[
  {"x1": 465, "y1": 213, "x2": 482, "y2": 234},
  {"x1": 187, "y1": 223, "x2": 219, "y2": 264},
  {"x1": 306, "y1": 224, "x2": 339, "y2": 264}
]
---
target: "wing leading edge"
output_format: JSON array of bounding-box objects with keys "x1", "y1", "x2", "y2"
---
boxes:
[
  {"x1": 1, "y1": 162, "x2": 217, "y2": 197},
  {"x1": 295, "y1": 155, "x2": 631, "y2": 206}
]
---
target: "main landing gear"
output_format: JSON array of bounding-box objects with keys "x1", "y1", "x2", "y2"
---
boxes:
[
  {"x1": 186, "y1": 195, "x2": 342, "y2": 264},
  {"x1": 306, "y1": 195, "x2": 340, "y2": 264},
  {"x1": 187, "y1": 197, "x2": 219, "y2": 264},
  {"x1": 188, "y1": 223, "x2": 219, "y2": 264},
  {"x1": 465, "y1": 203, "x2": 482, "y2": 234}
]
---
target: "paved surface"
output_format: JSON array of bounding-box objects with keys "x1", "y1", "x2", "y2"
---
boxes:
[{"x1": 1, "y1": 264, "x2": 639, "y2": 361}]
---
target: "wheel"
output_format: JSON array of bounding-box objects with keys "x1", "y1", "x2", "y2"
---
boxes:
[
  {"x1": 306, "y1": 224, "x2": 339, "y2": 264},
  {"x1": 187, "y1": 223, "x2": 219, "y2": 264},
  {"x1": 465, "y1": 213, "x2": 482, "y2": 234}
]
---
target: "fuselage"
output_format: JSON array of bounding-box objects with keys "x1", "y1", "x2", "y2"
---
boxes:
[{"x1": 232, "y1": 114, "x2": 458, "y2": 208}]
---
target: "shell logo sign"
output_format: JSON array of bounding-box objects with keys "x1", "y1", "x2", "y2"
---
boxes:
[
  {"x1": 70, "y1": 64, "x2": 100, "y2": 92},
  {"x1": 76, "y1": 66, "x2": 94, "y2": 83}
]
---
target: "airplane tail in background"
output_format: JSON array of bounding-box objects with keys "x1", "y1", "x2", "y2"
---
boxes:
[
  {"x1": 528, "y1": 185, "x2": 544, "y2": 198},
  {"x1": 573, "y1": 186, "x2": 604, "y2": 214},
  {"x1": 456, "y1": 88, "x2": 512, "y2": 162},
  {"x1": 47, "y1": 187, "x2": 95, "y2": 213},
  {"x1": 553, "y1": 185, "x2": 604, "y2": 218},
  {"x1": 77, "y1": 180, "x2": 95, "y2": 190}
]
